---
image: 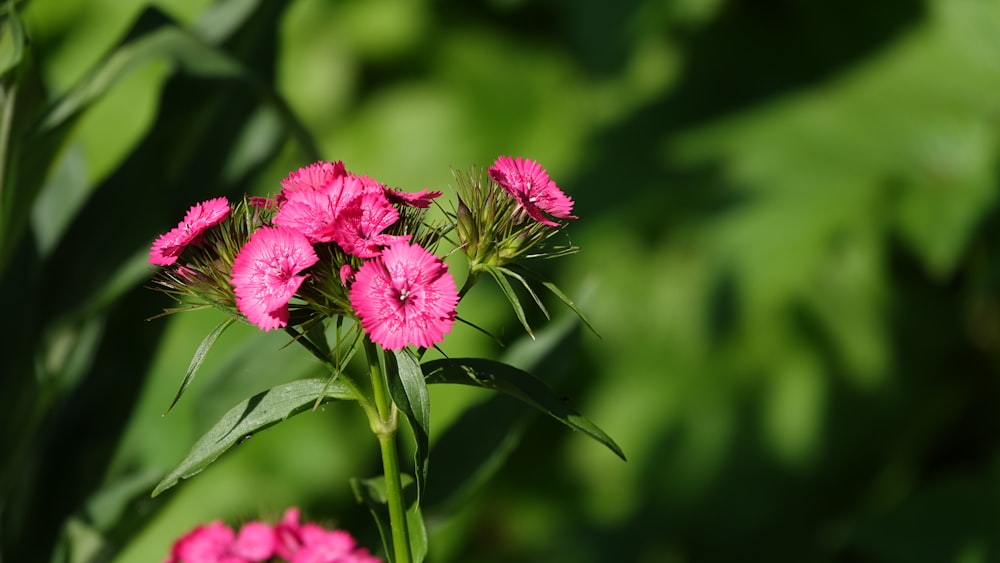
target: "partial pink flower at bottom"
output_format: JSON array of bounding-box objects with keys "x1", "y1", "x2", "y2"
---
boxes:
[
  {"x1": 275, "y1": 508, "x2": 380, "y2": 563},
  {"x1": 349, "y1": 242, "x2": 458, "y2": 350},
  {"x1": 165, "y1": 521, "x2": 236, "y2": 563},
  {"x1": 488, "y1": 156, "x2": 576, "y2": 227},
  {"x1": 231, "y1": 521, "x2": 276, "y2": 561},
  {"x1": 150, "y1": 197, "x2": 231, "y2": 266},
  {"x1": 231, "y1": 226, "x2": 319, "y2": 331}
]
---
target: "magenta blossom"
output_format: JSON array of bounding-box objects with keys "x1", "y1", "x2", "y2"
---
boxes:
[
  {"x1": 231, "y1": 226, "x2": 319, "y2": 331},
  {"x1": 349, "y1": 241, "x2": 458, "y2": 350},
  {"x1": 384, "y1": 187, "x2": 442, "y2": 209},
  {"x1": 165, "y1": 520, "x2": 247, "y2": 563},
  {"x1": 166, "y1": 509, "x2": 377, "y2": 563},
  {"x1": 277, "y1": 160, "x2": 347, "y2": 205},
  {"x1": 231, "y1": 522, "x2": 276, "y2": 561},
  {"x1": 488, "y1": 156, "x2": 576, "y2": 227},
  {"x1": 150, "y1": 197, "x2": 230, "y2": 266},
  {"x1": 273, "y1": 174, "x2": 369, "y2": 244},
  {"x1": 275, "y1": 508, "x2": 380, "y2": 563},
  {"x1": 331, "y1": 191, "x2": 411, "y2": 258}
]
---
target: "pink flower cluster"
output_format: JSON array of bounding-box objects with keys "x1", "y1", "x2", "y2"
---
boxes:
[
  {"x1": 149, "y1": 156, "x2": 574, "y2": 350},
  {"x1": 149, "y1": 160, "x2": 458, "y2": 350},
  {"x1": 166, "y1": 507, "x2": 379, "y2": 563}
]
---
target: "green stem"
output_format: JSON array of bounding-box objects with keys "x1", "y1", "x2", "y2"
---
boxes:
[{"x1": 365, "y1": 338, "x2": 413, "y2": 563}]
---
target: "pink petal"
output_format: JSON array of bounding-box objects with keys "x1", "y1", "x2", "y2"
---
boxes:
[
  {"x1": 150, "y1": 197, "x2": 231, "y2": 265},
  {"x1": 231, "y1": 521, "x2": 275, "y2": 561},
  {"x1": 488, "y1": 156, "x2": 576, "y2": 226},
  {"x1": 231, "y1": 226, "x2": 319, "y2": 331},
  {"x1": 350, "y1": 242, "x2": 458, "y2": 350}
]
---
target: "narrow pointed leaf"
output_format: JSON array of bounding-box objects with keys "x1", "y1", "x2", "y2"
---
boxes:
[
  {"x1": 483, "y1": 265, "x2": 533, "y2": 337},
  {"x1": 163, "y1": 316, "x2": 235, "y2": 415},
  {"x1": 387, "y1": 348, "x2": 430, "y2": 501},
  {"x1": 539, "y1": 279, "x2": 599, "y2": 337},
  {"x1": 498, "y1": 265, "x2": 549, "y2": 320},
  {"x1": 423, "y1": 358, "x2": 625, "y2": 460},
  {"x1": 152, "y1": 378, "x2": 354, "y2": 496},
  {"x1": 508, "y1": 263, "x2": 599, "y2": 337}
]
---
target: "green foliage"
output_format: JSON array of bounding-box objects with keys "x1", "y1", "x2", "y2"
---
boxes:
[
  {"x1": 153, "y1": 377, "x2": 355, "y2": 497},
  {"x1": 5, "y1": 0, "x2": 1000, "y2": 562}
]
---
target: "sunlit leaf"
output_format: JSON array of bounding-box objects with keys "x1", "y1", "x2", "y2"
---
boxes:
[
  {"x1": 387, "y1": 348, "x2": 430, "y2": 501},
  {"x1": 152, "y1": 378, "x2": 354, "y2": 497},
  {"x1": 0, "y1": 3, "x2": 26, "y2": 78},
  {"x1": 423, "y1": 357, "x2": 625, "y2": 460}
]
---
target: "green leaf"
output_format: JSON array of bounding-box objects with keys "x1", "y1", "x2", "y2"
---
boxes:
[
  {"x1": 498, "y1": 265, "x2": 550, "y2": 320},
  {"x1": 163, "y1": 316, "x2": 235, "y2": 415},
  {"x1": 507, "y1": 263, "x2": 600, "y2": 338},
  {"x1": 152, "y1": 378, "x2": 354, "y2": 497},
  {"x1": 423, "y1": 312, "x2": 589, "y2": 515},
  {"x1": 387, "y1": 348, "x2": 430, "y2": 502},
  {"x1": 0, "y1": 3, "x2": 27, "y2": 78},
  {"x1": 351, "y1": 475, "x2": 428, "y2": 563},
  {"x1": 423, "y1": 358, "x2": 625, "y2": 461},
  {"x1": 482, "y1": 264, "x2": 534, "y2": 337}
]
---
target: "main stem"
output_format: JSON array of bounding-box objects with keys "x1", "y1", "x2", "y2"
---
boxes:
[{"x1": 365, "y1": 339, "x2": 413, "y2": 563}]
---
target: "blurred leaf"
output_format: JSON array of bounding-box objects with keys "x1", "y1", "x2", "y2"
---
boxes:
[
  {"x1": 153, "y1": 377, "x2": 355, "y2": 497},
  {"x1": 1, "y1": 3, "x2": 318, "y2": 277},
  {"x1": 351, "y1": 474, "x2": 427, "y2": 563},
  {"x1": 387, "y1": 348, "x2": 430, "y2": 502},
  {"x1": 0, "y1": 2, "x2": 26, "y2": 78},
  {"x1": 164, "y1": 316, "x2": 236, "y2": 415},
  {"x1": 423, "y1": 357, "x2": 625, "y2": 461}
]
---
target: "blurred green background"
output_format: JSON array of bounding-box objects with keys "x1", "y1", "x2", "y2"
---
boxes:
[{"x1": 4, "y1": 0, "x2": 1000, "y2": 561}]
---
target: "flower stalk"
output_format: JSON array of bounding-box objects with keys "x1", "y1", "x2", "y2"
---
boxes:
[{"x1": 364, "y1": 338, "x2": 412, "y2": 563}]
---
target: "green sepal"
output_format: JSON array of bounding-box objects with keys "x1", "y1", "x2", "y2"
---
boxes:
[
  {"x1": 423, "y1": 358, "x2": 625, "y2": 461},
  {"x1": 152, "y1": 378, "x2": 354, "y2": 497},
  {"x1": 163, "y1": 316, "x2": 236, "y2": 415}
]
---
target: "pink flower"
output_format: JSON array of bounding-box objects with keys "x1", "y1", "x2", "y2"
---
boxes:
[
  {"x1": 231, "y1": 226, "x2": 319, "y2": 331},
  {"x1": 350, "y1": 242, "x2": 458, "y2": 350},
  {"x1": 275, "y1": 508, "x2": 380, "y2": 563},
  {"x1": 231, "y1": 521, "x2": 275, "y2": 561},
  {"x1": 248, "y1": 195, "x2": 278, "y2": 209},
  {"x1": 331, "y1": 191, "x2": 410, "y2": 258},
  {"x1": 165, "y1": 521, "x2": 237, "y2": 563},
  {"x1": 150, "y1": 197, "x2": 230, "y2": 266},
  {"x1": 488, "y1": 156, "x2": 576, "y2": 227},
  {"x1": 277, "y1": 160, "x2": 347, "y2": 204},
  {"x1": 273, "y1": 175, "x2": 368, "y2": 243},
  {"x1": 384, "y1": 187, "x2": 442, "y2": 209}
]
